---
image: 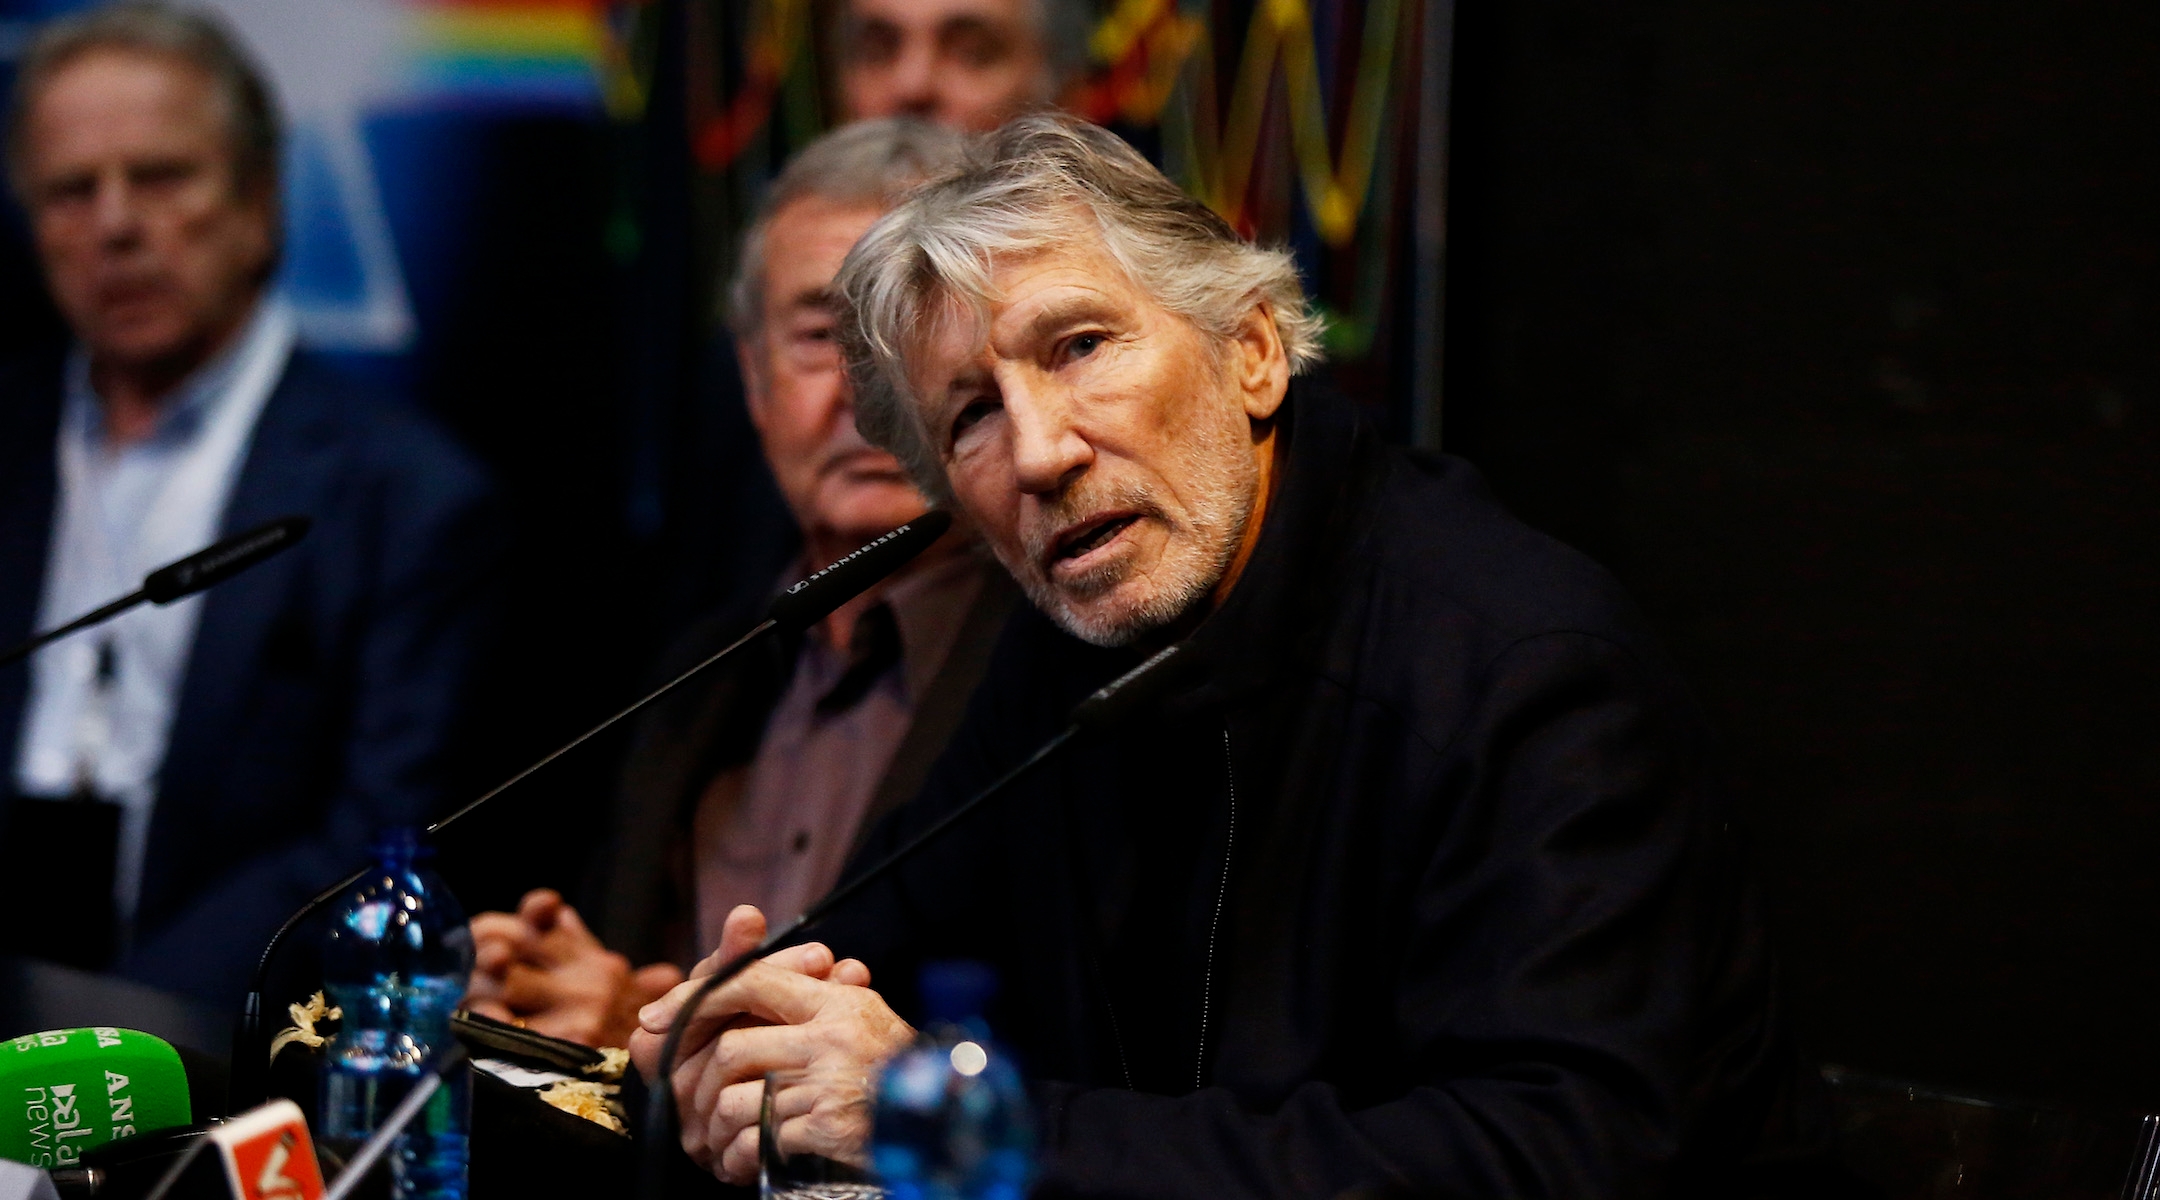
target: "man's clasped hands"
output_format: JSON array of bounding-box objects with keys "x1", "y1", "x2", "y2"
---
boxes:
[{"x1": 467, "y1": 894, "x2": 914, "y2": 1181}]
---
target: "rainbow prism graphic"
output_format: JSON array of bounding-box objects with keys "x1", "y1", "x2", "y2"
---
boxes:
[{"x1": 102, "y1": 0, "x2": 622, "y2": 352}]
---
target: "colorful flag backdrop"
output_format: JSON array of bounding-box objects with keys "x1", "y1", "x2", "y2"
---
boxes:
[
  {"x1": 673, "y1": 0, "x2": 1453, "y2": 443},
  {"x1": 1, "y1": 0, "x2": 1448, "y2": 436},
  {"x1": 0, "y1": 0, "x2": 626, "y2": 354}
]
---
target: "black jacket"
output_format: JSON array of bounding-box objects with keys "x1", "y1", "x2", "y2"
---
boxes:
[{"x1": 819, "y1": 385, "x2": 1803, "y2": 1198}]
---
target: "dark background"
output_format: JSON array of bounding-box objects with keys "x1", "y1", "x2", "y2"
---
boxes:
[{"x1": 1445, "y1": 0, "x2": 2160, "y2": 1108}]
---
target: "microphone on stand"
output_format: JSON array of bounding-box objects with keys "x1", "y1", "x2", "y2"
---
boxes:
[
  {"x1": 227, "y1": 511, "x2": 956, "y2": 1113},
  {"x1": 637, "y1": 640, "x2": 1203, "y2": 1200},
  {"x1": 0, "y1": 517, "x2": 311, "y2": 670},
  {"x1": 0, "y1": 1026, "x2": 266, "y2": 1199},
  {"x1": 0, "y1": 1027, "x2": 193, "y2": 1173},
  {"x1": 130, "y1": 1098, "x2": 328, "y2": 1200}
]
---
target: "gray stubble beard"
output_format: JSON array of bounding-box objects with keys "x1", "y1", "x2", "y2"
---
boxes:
[{"x1": 1002, "y1": 401, "x2": 1262, "y2": 649}]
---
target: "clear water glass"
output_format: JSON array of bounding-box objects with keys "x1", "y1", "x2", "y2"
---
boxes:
[{"x1": 760, "y1": 1067, "x2": 882, "y2": 1200}]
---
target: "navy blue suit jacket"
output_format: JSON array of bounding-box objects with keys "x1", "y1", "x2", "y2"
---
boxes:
[{"x1": 0, "y1": 347, "x2": 502, "y2": 1005}]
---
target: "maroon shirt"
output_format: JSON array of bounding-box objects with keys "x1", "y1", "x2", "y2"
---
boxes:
[{"x1": 689, "y1": 552, "x2": 985, "y2": 950}]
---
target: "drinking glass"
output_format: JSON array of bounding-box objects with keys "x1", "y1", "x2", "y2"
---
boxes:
[{"x1": 759, "y1": 1067, "x2": 881, "y2": 1200}]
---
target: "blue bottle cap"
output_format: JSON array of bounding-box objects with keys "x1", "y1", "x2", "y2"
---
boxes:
[
  {"x1": 370, "y1": 826, "x2": 422, "y2": 867},
  {"x1": 918, "y1": 960, "x2": 998, "y2": 1024}
]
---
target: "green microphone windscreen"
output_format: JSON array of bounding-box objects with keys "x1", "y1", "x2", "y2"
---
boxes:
[{"x1": 0, "y1": 1028, "x2": 192, "y2": 1170}]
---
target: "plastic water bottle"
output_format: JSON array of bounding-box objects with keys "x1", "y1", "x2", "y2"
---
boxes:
[
  {"x1": 319, "y1": 828, "x2": 473, "y2": 1200},
  {"x1": 870, "y1": 962, "x2": 1035, "y2": 1200}
]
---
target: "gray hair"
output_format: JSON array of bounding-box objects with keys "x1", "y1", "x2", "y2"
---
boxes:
[
  {"x1": 6, "y1": 2, "x2": 281, "y2": 201},
  {"x1": 726, "y1": 117, "x2": 970, "y2": 339},
  {"x1": 835, "y1": 112, "x2": 1325, "y2": 498}
]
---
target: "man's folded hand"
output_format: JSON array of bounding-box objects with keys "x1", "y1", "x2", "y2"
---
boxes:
[
  {"x1": 628, "y1": 904, "x2": 906, "y2": 1183},
  {"x1": 463, "y1": 888, "x2": 684, "y2": 1047}
]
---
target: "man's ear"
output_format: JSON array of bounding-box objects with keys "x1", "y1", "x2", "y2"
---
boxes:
[
  {"x1": 237, "y1": 174, "x2": 281, "y2": 282},
  {"x1": 1230, "y1": 300, "x2": 1291, "y2": 422},
  {"x1": 738, "y1": 333, "x2": 773, "y2": 433}
]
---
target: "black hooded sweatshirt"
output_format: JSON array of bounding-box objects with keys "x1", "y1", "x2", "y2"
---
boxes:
[{"x1": 819, "y1": 383, "x2": 1806, "y2": 1198}]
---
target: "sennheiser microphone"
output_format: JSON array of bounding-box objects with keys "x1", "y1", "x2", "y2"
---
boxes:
[
  {"x1": 0, "y1": 517, "x2": 311, "y2": 670},
  {"x1": 228, "y1": 512, "x2": 956, "y2": 1112},
  {"x1": 141, "y1": 518, "x2": 311, "y2": 606},
  {"x1": 0, "y1": 1028, "x2": 192, "y2": 1175},
  {"x1": 638, "y1": 640, "x2": 1201, "y2": 1199},
  {"x1": 767, "y1": 513, "x2": 955, "y2": 632}
]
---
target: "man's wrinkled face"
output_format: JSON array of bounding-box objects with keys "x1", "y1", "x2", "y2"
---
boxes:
[
  {"x1": 21, "y1": 49, "x2": 275, "y2": 372},
  {"x1": 746, "y1": 196, "x2": 927, "y2": 557},
  {"x1": 841, "y1": 0, "x2": 1050, "y2": 133},
  {"x1": 906, "y1": 240, "x2": 1282, "y2": 646}
]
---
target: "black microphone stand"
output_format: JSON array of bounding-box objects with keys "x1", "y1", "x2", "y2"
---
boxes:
[
  {"x1": 0, "y1": 516, "x2": 310, "y2": 669},
  {"x1": 227, "y1": 618, "x2": 778, "y2": 1110},
  {"x1": 229, "y1": 513, "x2": 954, "y2": 1112},
  {"x1": 636, "y1": 642, "x2": 1194, "y2": 1199}
]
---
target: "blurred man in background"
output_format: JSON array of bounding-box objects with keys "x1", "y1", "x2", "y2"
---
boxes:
[
  {"x1": 0, "y1": 3, "x2": 499, "y2": 1004},
  {"x1": 653, "y1": 0, "x2": 1090, "y2": 635},
  {"x1": 835, "y1": 0, "x2": 1093, "y2": 131},
  {"x1": 464, "y1": 119, "x2": 1009, "y2": 1049}
]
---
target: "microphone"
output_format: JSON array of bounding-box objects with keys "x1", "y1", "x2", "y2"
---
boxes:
[
  {"x1": 193, "y1": 1098, "x2": 326, "y2": 1200},
  {"x1": 141, "y1": 518, "x2": 312, "y2": 606},
  {"x1": 638, "y1": 640, "x2": 1200, "y2": 1198},
  {"x1": 228, "y1": 512, "x2": 955, "y2": 1112},
  {"x1": 77, "y1": 1097, "x2": 329, "y2": 1200},
  {"x1": 768, "y1": 514, "x2": 955, "y2": 632},
  {"x1": 112, "y1": 1098, "x2": 328, "y2": 1200},
  {"x1": 0, "y1": 1028, "x2": 192, "y2": 1173},
  {"x1": 0, "y1": 517, "x2": 311, "y2": 670}
]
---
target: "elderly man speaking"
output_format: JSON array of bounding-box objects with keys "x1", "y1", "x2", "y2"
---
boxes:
[{"x1": 633, "y1": 115, "x2": 1807, "y2": 1198}]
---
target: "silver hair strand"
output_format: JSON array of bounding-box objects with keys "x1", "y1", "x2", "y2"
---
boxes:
[
  {"x1": 726, "y1": 117, "x2": 969, "y2": 338},
  {"x1": 834, "y1": 112, "x2": 1325, "y2": 502}
]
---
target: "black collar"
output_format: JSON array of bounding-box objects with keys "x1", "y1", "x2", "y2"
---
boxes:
[{"x1": 1168, "y1": 379, "x2": 1385, "y2": 715}]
